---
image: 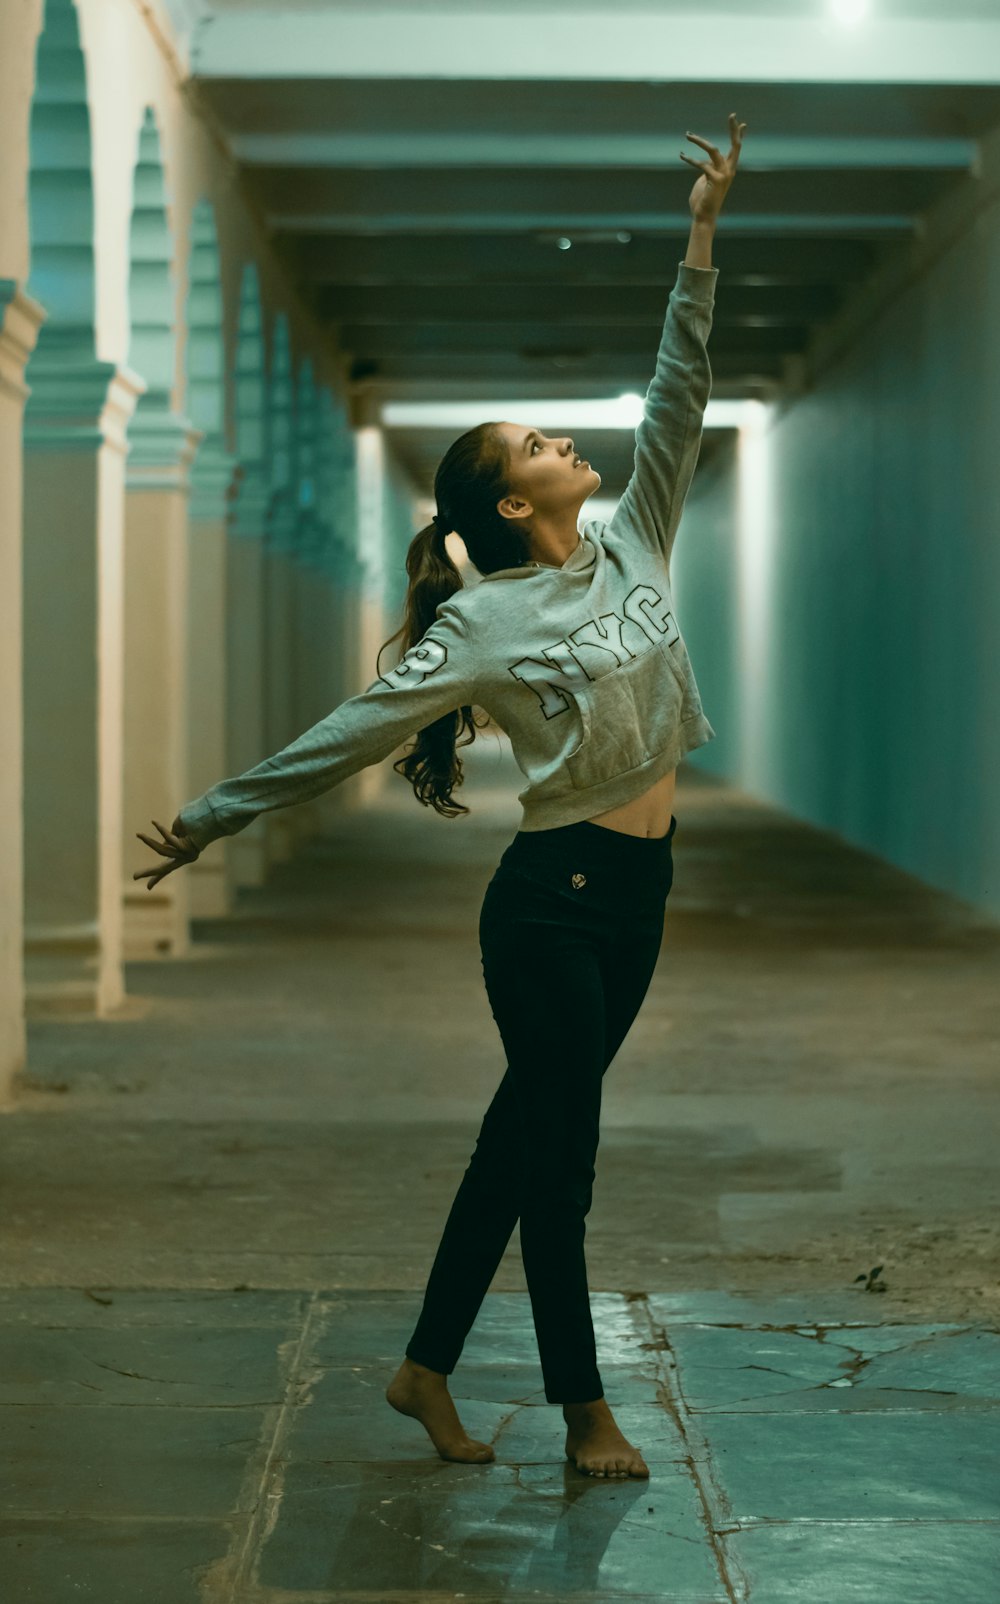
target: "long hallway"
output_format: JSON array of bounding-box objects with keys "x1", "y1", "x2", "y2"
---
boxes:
[{"x1": 4, "y1": 749, "x2": 998, "y2": 1602}]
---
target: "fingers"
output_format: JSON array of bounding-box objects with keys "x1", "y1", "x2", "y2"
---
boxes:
[
  {"x1": 685, "y1": 115, "x2": 748, "y2": 169},
  {"x1": 134, "y1": 810, "x2": 197, "y2": 889},
  {"x1": 135, "y1": 831, "x2": 172, "y2": 856},
  {"x1": 132, "y1": 865, "x2": 168, "y2": 887},
  {"x1": 152, "y1": 817, "x2": 183, "y2": 848},
  {"x1": 685, "y1": 131, "x2": 720, "y2": 160},
  {"x1": 133, "y1": 855, "x2": 187, "y2": 888}
]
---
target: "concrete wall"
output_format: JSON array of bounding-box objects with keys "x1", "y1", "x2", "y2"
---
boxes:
[{"x1": 674, "y1": 191, "x2": 1000, "y2": 921}]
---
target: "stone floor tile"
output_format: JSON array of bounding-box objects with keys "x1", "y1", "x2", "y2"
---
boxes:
[
  {"x1": 724, "y1": 1518, "x2": 1000, "y2": 1604},
  {"x1": 0, "y1": 1517, "x2": 231, "y2": 1604},
  {"x1": 666, "y1": 1324, "x2": 852, "y2": 1409},
  {"x1": 850, "y1": 1327, "x2": 1000, "y2": 1397},
  {"x1": 700, "y1": 1412, "x2": 1000, "y2": 1521},
  {"x1": 0, "y1": 1323, "x2": 286, "y2": 1406},
  {"x1": 0, "y1": 1405, "x2": 264, "y2": 1518},
  {"x1": 666, "y1": 1321, "x2": 1000, "y2": 1414},
  {"x1": 0, "y1": 1287, "x2": 304, "y2": 1329},
  {"x1": 646, "y1": 1292, "x2": 911, "y2": 1327}
]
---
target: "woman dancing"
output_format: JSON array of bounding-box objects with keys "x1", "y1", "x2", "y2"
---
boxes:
[{"x1": 136, "y1": 113, "x2": 746, "y2": 1480}]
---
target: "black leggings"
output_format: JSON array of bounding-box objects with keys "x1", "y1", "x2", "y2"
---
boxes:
[{"x1": 405, "y1": 812, "x2": 677, "y2": 1405}]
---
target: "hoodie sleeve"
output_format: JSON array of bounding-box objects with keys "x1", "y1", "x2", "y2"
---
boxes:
[
  {"x1": 176, "y1": 598, "x2": 477, "y2": 852},
  {"x1": 606, "y1": 260, "x2": 719, "y2": 573}
]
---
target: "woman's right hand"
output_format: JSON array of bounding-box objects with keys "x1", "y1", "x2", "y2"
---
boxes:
[{"x1": 133, "y1": 816, "x2": 200, "y2": 890}]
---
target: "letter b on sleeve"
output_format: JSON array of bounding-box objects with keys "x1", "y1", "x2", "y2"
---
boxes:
[{"x1": 383, "y1": 635, "x2": 449, "y2": 688}]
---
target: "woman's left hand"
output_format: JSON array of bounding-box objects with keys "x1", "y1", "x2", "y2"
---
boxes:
[
  {"x1": 133, "y1": 816, "x2": 200, "y2": 890},
  {"x1": 681, "y1": 111, "x2": 747, "y2": 225}
]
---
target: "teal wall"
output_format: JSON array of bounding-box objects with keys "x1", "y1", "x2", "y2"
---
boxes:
[
  {"x1": 669, "y1": 438, "x2": 741, "y2": 786},
  {"x1": 672, "y1": 224, "x2": 1000, "y2": 921}
]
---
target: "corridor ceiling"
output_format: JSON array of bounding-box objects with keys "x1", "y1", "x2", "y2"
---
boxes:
[{"x1": 174, "y1": 0, "x2": 1000, "y2": 499}]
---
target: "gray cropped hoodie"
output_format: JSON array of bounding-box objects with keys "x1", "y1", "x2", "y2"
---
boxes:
[{"x1": 178, "y1": 260, "x2": 719, "y2": 852}]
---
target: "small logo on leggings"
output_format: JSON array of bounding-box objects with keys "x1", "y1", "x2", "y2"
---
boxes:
[{"x1": 570, "y1": 872, "x2": 587, "y2": 889}]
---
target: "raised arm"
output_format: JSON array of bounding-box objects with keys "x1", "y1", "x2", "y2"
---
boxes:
[
  {"x1": 606, "y1": 115, "x2": 746, "y2": 574},
  {"x1": 173, "y1": 598, "x2": 477, "y2": 853},
  {"x1": 606, "y1": 250, "x2": 718, "y2": 572}
]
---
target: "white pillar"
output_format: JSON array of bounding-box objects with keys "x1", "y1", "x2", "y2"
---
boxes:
[
  {"x1": 354, "y1": 415, "x2": 392, "y2": 810},
  {"x1": 22, "y1": 345, "x2": 145, "y2": 1014},
  {"x1": 121, "y1": 413, "x2": 203, "y2": 960},
  {"x1": 0, "y1": 283, "x2": 45, "y2": 1099}
]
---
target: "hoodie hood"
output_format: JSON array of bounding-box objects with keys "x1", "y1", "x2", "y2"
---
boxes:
[{"x1": 478, "y1": 529, "x2": 597, "y2": 582}]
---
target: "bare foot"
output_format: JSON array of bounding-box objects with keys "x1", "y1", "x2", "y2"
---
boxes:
[
  {"x1": 563, "y1": 1397, "x2": 650, "y2": 1478},
  {"x1": 386, "y1": 1357, "x2": 495, "y2": 1464}
]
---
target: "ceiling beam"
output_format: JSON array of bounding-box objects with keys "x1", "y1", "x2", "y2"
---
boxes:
[
  {"x1": 338, "y1": 322, "x2": 797, "y2": 355},
  {"x1": 191, "y1": 9, "x2": 1000, "y2": 85},
  {"x1": 312, "y1": 282, "x2": 840, "y2": 321},
  {"x1": 285, "y1": 233, "x2": 883, "y2": 284},
  {"x1": 345, "y1": 349, "x2": 786, "y2": 384},
  {"x1": 228, "y1": 133, "x2": 977, "y2": 170},
  {"x1": 251, "y1": 165, "x2": 952, "y2": 217},
  {"x1": 271, "y1": 211, "x2": 919, "y2": 237}
]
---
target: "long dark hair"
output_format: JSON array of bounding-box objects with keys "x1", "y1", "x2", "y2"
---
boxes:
[{"x1": 377, "y1": 421, "x2": 532, "y2": 818}]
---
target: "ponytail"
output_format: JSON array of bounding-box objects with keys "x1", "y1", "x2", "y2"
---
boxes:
[
  {"x1": 377, "y1": 421, "x2": 529, "y2": 819},
  {"x1": 376, "y1": 516, "x2": 484, "y2": 818}
]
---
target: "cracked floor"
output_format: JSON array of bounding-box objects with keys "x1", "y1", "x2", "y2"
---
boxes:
[{"x1": 2, "y1": 752, "x2": 999, "y2": 1601}]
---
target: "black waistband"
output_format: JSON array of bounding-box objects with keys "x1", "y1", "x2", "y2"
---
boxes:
[{"x1": 514, "y1": 813, "x2": 676, "y2": 850}]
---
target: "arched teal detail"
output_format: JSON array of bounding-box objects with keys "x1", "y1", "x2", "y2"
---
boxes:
[
  {"x1": 127, "y1": 106, "x2": 175, "y2": 408},
  {"x1": 185, "y1": 199, "x2": 223, "y2": 436},
  {"x1": 295, "y1": 358, "x2": 326, "y2": 567},
  {"x1": 267, "y1": 311, "x2": 297, "y2": 553},
  {"x1": 235, "y1": 263, "x2": 265, "y2": 462},
  {"x1": 232, "y1": 262, "x2": 269, "y2": 538},
  {"x1": 318, "y1": 386, "x2": 360, "y2": 587},
  {"x1": 314, "y1": 387, "x2": 337, "y2": 572},
  {"x1": 26, "y1": 0, "x2": 97, "y2": 343},
  {"x1": 184, "y1": 199, "x2": 235, "y2": 518}
]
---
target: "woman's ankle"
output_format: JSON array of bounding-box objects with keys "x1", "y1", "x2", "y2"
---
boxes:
[
  {"x1": 403, "y1": 1356, "x2": 447, "y2": 1381},
  {"x1": 561, "y1": 1395, "x2": 610, "y2": 1421}
]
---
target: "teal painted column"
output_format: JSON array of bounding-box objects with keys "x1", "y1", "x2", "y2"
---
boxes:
[
  {"x1": 184, "y1": 198, "x2": 239, "y2": 916},
  {"x1": 225, "y1": 269, "x2": 270, "y2": 890},
  {"x1": 262, "y1": 314, "x2": 299, "y2": 863},
  {"x1": 21, "y1": 331, "x2": 145, "y2": 1014},
  {"x1": 319, "y1": 386, "x2": 364, "y2": 738},
  {"x1": 287, "y1": 360, "x2": 334, "y2": 845},
  {"x1": 0, "y1": 282, "x2": 46, "y2": 1098}
]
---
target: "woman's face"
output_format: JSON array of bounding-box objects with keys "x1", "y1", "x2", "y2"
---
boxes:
[{"x1": 494, "y1": 422, "x2": 601, "y2": 526}]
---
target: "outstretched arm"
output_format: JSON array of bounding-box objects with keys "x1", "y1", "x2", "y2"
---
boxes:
[
  {"x1": 135, "y1": 599, "x2": 477, "y2": 877},
  {"x1": 606, "y1": 115, "x2": 746, "y2": 573}
]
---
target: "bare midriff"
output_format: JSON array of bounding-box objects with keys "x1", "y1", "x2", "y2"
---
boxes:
[{"x1": 585, "y1": 767, "x2": 676, "y2": 839}]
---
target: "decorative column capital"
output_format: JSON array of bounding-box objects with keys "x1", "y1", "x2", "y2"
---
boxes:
[
  {"x1": 190, "y1": 433, "x2": 240, "y2": 522},
  {"x1": 125, "y1": 410, "x2": 204, "y2": 491},
  {"x1": 230, "y1": 458, "x2": 271, "y2": 539},
  {"x1": 0, "y1": 282, "x2": 47, "y2": 404},
  {"x1": 265, "y1": 486, "x2": 299, "y2": 555},
  {"x1": 23, "y1": 329, "x2": 147, "y2": 456}
]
